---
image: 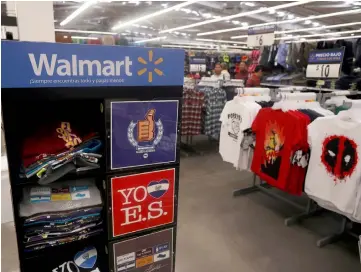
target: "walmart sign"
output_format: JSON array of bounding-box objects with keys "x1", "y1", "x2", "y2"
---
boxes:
[{"x1": 2, "y1": 41, "x2": 184, "y2": 88}]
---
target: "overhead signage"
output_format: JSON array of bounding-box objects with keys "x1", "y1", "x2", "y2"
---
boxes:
[
  {"x1": 112, "y1": 227, "x2": 174, "y2": 272},
  {"x1": 1, "y1": 41, "x2": 184, "y2": 88},
  {"x1": 189, "y1": 57, "x2": 207, "y2": 72},
  {"x1": 111, "y1": 100, "x2": 178, "y2": 170},
  {"x1": 111, "y1": 168, "x2": 175, "y2": 237},
  {"x1": 306, "y1": 48, "x2": 345, "y2": 79},
  {"x1": 247, "y1": 25, "x2": 275, "y2": 47}
]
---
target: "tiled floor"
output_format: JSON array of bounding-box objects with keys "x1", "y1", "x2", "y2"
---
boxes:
[{"x1": 2, "y1": 143, "x2": 360, "y2": 271}]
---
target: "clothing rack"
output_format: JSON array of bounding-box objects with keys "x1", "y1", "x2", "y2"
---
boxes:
[{"x1": 233, "y1": 90, "x2": 361, "y2": 248}]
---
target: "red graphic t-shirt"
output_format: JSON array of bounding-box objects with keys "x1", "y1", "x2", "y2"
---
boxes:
[{"x1": 251, "y1": 109, "x2": 305, "y2": 191}]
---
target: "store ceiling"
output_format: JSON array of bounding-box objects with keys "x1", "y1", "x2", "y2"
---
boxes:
[{"x1": 53, "y1": 1, "x2": 361, "y2": 47}]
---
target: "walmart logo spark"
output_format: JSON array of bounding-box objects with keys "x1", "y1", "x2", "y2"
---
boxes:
[{"x1": 137, "y1": 50, "x2": 164, "y2": 83}]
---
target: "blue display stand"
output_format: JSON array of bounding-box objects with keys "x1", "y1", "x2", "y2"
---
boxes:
[{"x1": 1, "y1": 41, "x2": 184, "y2": 272}]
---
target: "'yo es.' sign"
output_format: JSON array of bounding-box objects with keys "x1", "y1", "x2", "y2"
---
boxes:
[{"x1": 111, "y1": 168, "x2": 175, "y2": 237}]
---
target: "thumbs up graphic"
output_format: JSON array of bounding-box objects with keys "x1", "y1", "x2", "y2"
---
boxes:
[{"x1": 137, "y1": 109, "x2": 156, "y2": 142}]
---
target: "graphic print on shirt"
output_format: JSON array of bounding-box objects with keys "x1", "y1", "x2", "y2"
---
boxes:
[
  {"x1": 262, "y1": 121, "x2": 285, "y2": 180},
  {"x1": 227, "y1": 113, "x2": 242, "y2": 141},
  {"x1": 321, "y1": 135, "x2": 358, "y2": 183},
  {"x1": 128, "y1": 109, "x2": 164, "y2": 158}
]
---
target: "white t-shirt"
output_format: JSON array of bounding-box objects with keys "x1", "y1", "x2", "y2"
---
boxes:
[
  {"x1": 305, "y1": 115, "x2": 361, "y2": 216},
  {"x1": 219, "y1": 100, "x2": 260, "y2": 166}
]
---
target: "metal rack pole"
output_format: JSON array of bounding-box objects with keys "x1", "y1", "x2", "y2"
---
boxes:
[{"x1": 233, "y1": 174, "x2": 305, "y2": 211}]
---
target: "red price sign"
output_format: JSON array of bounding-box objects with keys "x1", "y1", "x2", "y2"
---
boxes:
[{"x1": 111, "y1": 168, "x2": 175, "y2": 237}]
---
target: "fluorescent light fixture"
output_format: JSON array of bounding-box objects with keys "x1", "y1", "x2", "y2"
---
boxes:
[
  {"x1": 276, "y1": 29, "x2": 361, "y2": 40},
  {"x1": 223, "y1": 45, "x2": 251, "y2": 49},
  {"x1": 159, "y1": 0, "x2": 312, "y2": 34},
  {"x1": 198, "y1": 8, "x2": 361, "y2": 36},
  {"x1": 134, "y1": 36, "x2": 166, "y2": 43},
  {"x1": 244, "y1": 2, "x2": 255, "y2": 7},
  {"x1": 55, "y1": 29, "x2": 117, "y2": 35},
  {"x1": 60, "y1": 0, "x2": 97, "y2": 26},
  {"x1": 269, "y1": 9, "x2": 276, "y2": 14},
  {"x1": 312, "y1": 22, "x2": 320, "y2": 27},
  {"x1": 277, "y1": 11, "x2": 285, "y2": 17},
  {"x1": 288, "y1": 14, "x2": 295, "y2": 19},
  {"x1": 196, "y1": 38, "x2": 247, "y2": 44},
  {"x1": 72, "y1": 36, "x2": 98, "y2": 40},
  {"x1": 291, "y1": 34, "x2": 361, "y2": 43},
  {"x1": 171, "y1": 42, "x2": 214, "y2": 47},
  {"x1": 275, "y1": 22, "x2": 361, "y2": 35},
  {"x1": 162, "y1": 44, "x2": 210, "y2": 49},
  {"x1": 230, "y1": 35, "x2": 248, "y2": 39},
  {"x1": 112, "y1": 0, "x2": 196, "y2": 31},
  {"x1": 304, "y1": 20, "x2": 312, "y2": 25}
]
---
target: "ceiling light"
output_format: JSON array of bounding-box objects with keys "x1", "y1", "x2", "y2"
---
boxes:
[
  {"x1": 159, "y1": 0, "x2": 312, "y2": 34},
  {"x1": 162, "y1": 44, "x2": 210, "y2": 50},
  {"x1": 55, "y1": 29, "x2": 117, "y2": 35},
  {"x1": 112, "y1": 0, "x2": 197, "y2": 31},
  {"x1": 174, "y1": 31, "x2": 180, "y2": 35},
  {"x1": 161, "y1": 3, "x2": 168, "y2": 8},
  {"x1": 192, "y1": 11, "x2": 199, "y2": 16},
  {"x1": 277, "y1": 11, "x2": 285, "y2": 17},
  {"x1": 275, "y1": 22, "x2": 361, "y2": 35},
  {"x1": 121, "y1": 33, "x2": 127, "y2": 36},
  {"x1": 224, "y1": 45, "x2": 251, "y2": 49},
  {"x1": 134, "y1": 36, "x2": 166, "y2": 44},
  {"x1": 304, "y1": 20, "x2": 312, "y2": 25},
  {"x1": 244, "y1": 2, "x2": 255, "y2": 7},
  {"x1": 122, "y1": 1, "x2": 126, "y2": 5},
  {"x1": 134, "y1": 31, "x2": 139, "y2": 34},
  {"x1": 181, "y1": 33, "x2": 187, "y2": 36},
  {"x1": 125, "y1": 30, "x2": 131, "y2": 33},
  {"x1": 241, "y1": 22, "x2": 249, "y2": 27},
  {"x1": 72, "y1": 36, "x2": 98, "y2": 40},
  {"x1": 276, "y1": 29, "x2": 361, "y2": 40},
  {"x1": 202, "y1": 13, "x2": 212, "y2": 18},
  {"x1": 133, "y1": 24, "x2": 140, "y2": 27},
  {"x1": 232, "y1": 20, "x2": 240, "y2": 25},
  {"x1": 230, "y1": 35, "x2": 248, "y2": 39},
  {"x1": 140, "y1": 32, "x2": 146, "y2": 35},
  {"x1": 312, "y1": 22, "x2": 320, "y2": 26},
  {"x1": 269, "y1": 9, "x2": 276, "y2": 14},
  {"x1": 140, "y1": 25, "x2": 148, "y2": 28},
  {"x1": 171, "y1": 42, "x2": 214, "y2": 47},
  {"x1": 288, "y1": 14, "x2": 294, "y2": 19},
  {"x1": 352, "y1": 33, "x2": 355, "y2": 36},
  {"x1": 60, "y1": 0, "x2": 97, "y2": 26},
  {"x1": 148, "y1": 34, "x2": 153, "y2": 36},
  {"x1": 197, "y1": 8, "x2": 361, "y2": 36},
  {"x1": 292, "y1": 34, "x2": 361, "y2": 43},
  {"x1": 196, "y1": 38, "x2": 247, "y2": 44}
]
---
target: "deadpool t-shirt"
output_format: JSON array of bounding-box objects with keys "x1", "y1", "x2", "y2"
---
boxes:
[
  {"x1": 305, "y1": 116, "x2": 361, "y2": 215},
  {"x1": 251, "y1": 109, "x2": 304, "y2": 191}
]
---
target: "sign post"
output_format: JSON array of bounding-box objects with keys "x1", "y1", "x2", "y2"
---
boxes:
[
  {"x1": 247, "y1": 25, "x2": 275, "y2": 47},
  {"x1": 306, "y1": 48, "x2": 345, "y2": 79}
]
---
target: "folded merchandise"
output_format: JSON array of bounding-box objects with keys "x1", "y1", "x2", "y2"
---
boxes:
[
  {"x1": 22, "y1": 121, "x2": 98, "y2": 168},
  {"x1": 25, "y1": 221, "x2": 103, "y2": 243},
  {"x1": 20, "y1": 179, "x2": 102, "y2": 218},
  {"x1": 24, "y1": 206, "x2": 103, "y2": 226},
  {"x1": 21, "y1": 139, "x2": 102, "y2": 183},
  {"x1": 21, "y1": 179, "x2": 103, "y2": 252},
  {"x1": 24, "y1": 228, "x2": 103, "y2": 252}
]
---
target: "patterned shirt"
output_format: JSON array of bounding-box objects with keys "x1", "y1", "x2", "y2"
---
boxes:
[
  {"x1": 181, "y1": 87, "x2": 205, "y2": 136},
  {"x1": 201, "y1": 87, "x2": 227, "y2": 139}
]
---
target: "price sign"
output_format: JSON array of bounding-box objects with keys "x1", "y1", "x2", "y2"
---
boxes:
[
  {"x1": 247, "y1": 25, "x2": 275, "y2": 47},
  {"x1": 189, "y1": 57, "x2": 206, "y2": 73},
  {"x1": 306, "y1": 48, "x2": 345, "y2": 79}
]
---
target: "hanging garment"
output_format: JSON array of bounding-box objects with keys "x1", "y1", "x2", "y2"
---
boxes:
[
  {"x1": 259, "y1": 46, "x2": 271, "y2": 67},
  {"x1": 181, "y1": 87, "x2": 205, "y2": 136},
  {"x1": 275, "y1": 43, "x2": 289, "y2": 68},
  {"x1": 219, "y1": 100, "x2": 261, "y2": 165},
  {"x1": 305, "y1": 115, "x2": 361, "y2": 218},
  {"x1": 355, "y1": 38, "x2": 361, "y2": 68},
  {"x1": 335, "y1": 40, "x2": 355, "y2": 75}
]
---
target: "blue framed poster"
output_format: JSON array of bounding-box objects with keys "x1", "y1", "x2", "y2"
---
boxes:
[{"x1": 111, "y1": 100, "x2": 178, "y2": 169}]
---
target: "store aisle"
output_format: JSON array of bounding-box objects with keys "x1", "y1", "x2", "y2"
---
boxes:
[
  {"x1": 176, "y1": 151, "x2": 360, "y2": 272},
  {"x1": 1, "y1": 150, "x2": 360, "y2": 272}
]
